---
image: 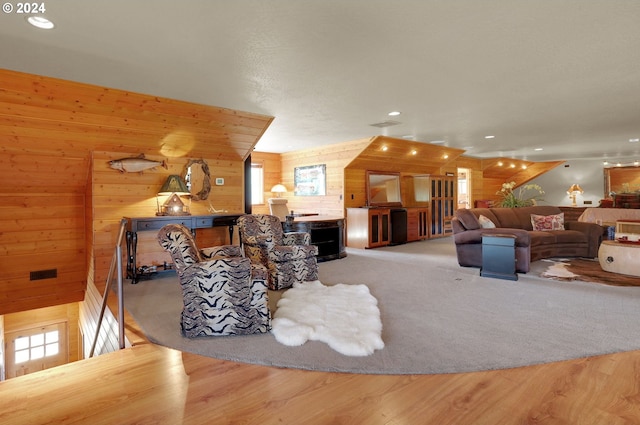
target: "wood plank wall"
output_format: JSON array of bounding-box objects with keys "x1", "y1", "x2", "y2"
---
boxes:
[
  {"x1": 279, "y1": 139, "x2": 372, "y2": 216},
  {"x1": 0, "y1": 69, "x2": 272, "y2": 355},
  {"x1": 91, "y1": 151, "x2": 246, "y2": 291},
  {"x1": 0, "y1": 188, "x2": 87, "y2": 315}
]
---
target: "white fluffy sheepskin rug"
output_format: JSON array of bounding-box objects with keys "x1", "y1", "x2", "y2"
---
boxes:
[{"x1": 271, "y1": 280, "x2": 384, "y2": 356}]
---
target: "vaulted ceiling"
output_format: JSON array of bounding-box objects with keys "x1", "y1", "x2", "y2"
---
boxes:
[{"x1": 2, "y1": 1, "x2": 639, "y2": 163}]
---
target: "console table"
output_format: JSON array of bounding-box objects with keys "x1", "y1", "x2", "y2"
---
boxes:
[
  {"x1": 124, "y1": 214, "x2": 242, "y2": 283},
  {"x1": 283, "y1": 216, "x2": 346, "y2": 261}
]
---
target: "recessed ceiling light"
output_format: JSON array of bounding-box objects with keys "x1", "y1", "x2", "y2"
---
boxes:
[
  {"x1": 443, "y1": 154, "x2": 449, "y2": 159},
  {"x1": 381, "y1": 146, "x2": 388, "y2": 151},
  {"x1": 411, "y1": 150, "x2": 417, "y2": 155},
  {"x1": 630, "y1": 138, "x2": 639, "y2": 143},
  {"x1": 484, "y1": 135, "x2": 495, "y2": 139},
  {"x1": 521, "y1": 165, "x2": 527, "y2": 169},
  {"x1": 497, "y1": 161, "x2": 503, "y2": 166},
  {"x1": 534, "y1": 148, "x2": 543, "y2": 151},
  {"x1": 27, "y1": 16, "x2": 55, "y2": 29},
  {"x1": 388, "y1": 111, "x2": 401, "y2": 116}
]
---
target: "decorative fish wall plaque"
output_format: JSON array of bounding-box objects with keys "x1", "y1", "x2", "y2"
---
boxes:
[{"x1": 109, "y1": 154, "x2": 168, "y2": 173}]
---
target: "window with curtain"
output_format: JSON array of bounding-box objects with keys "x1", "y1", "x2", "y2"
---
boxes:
[{"x1": 251, "y1": 163, "x2": 264, "y2": 205}]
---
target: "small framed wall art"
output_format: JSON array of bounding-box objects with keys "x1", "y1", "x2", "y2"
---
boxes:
[{"x1": 294, "y1": 164, "x2": 326, "y2": 196}]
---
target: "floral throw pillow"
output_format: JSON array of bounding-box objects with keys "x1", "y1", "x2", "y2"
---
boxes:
[
  {"x1": 531, "y1": 213, "x2": 565, "y2": 231},
  {"x1": 478, "y1": 214, "x2": 496, "y2": 228}
]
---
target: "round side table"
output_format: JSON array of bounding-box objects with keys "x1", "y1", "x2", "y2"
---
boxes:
[{"x1": 598, "y1": 240, "x2": 640, "y2": 277}]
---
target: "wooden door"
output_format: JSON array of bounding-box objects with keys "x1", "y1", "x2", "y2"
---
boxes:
[{"x1": 5, "y1": 322, "x2": 69, "y2": 378}]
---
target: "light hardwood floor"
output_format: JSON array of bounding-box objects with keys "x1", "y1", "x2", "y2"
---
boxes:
[{"x1": 2, "y1": 319, "x2": 640, "y2": 424}]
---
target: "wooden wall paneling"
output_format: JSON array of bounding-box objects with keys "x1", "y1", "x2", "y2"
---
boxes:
[
  {"x1": 91, "y1": 151, "x2": 243, "y2": 287},
  {"x1": 280, "y1": 138, "x2": 371, "y2": 217},
  {"x1": 0, "y1": 69, "x2": 273, "y2": 162},
  {"x1": 0, "y1": 153, "x2": 90, "y2": 194},
  {"x1": 343, "y1": 168, "x2": 367, "y2": 209},
  {"x1": 0, "y1": 152, "x2": 88, "y2": 313},
  {"x1": 471, "y1": 169, "x2": 485, "y2": 207},
  {"x1": 0, "y1": 193, "x2": 86, "y2": 315}
]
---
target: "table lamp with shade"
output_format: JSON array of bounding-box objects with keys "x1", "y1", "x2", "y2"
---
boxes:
[
  {"x1": 567, "y1": 184, "x2": 584, "y2": 207},
  {"x1": 270, "y1": 184, "x2": 288, "y2": 197},
  {"x1": 156, "y1": 175, "x2": 191, "y2": 216},
  {"x1": 268, "y1": 184, "x2": 289, "y2": 220}
]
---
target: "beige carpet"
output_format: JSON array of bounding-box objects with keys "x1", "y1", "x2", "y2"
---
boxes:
[
  {"x1": 124, "y1": 238, "x2": 640, "y2": 374},
  {"x1": 540, "y1": 258, "x2": 640, "y2": 287}
]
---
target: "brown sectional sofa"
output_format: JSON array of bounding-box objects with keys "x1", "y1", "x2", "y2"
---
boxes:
[{"x1": 452, "y1": 206, "x2": 603, "y2": 273}]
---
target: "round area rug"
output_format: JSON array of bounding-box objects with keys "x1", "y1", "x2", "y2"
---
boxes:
[{"x1": 123, "y1": 239, "x2": 640, "y2": 374}]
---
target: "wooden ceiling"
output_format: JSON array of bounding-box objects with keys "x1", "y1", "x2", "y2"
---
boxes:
[
  {"x1": 346, "y1": 136, "x2": 467, "y2": 174},
  {"x1": 481, "y1": 157, "x2": 565, "y2": 184}
]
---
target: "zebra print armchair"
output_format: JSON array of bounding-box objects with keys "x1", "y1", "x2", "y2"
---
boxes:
[
  {"x1": 157, "y1": 224, "x2": 271, "y2": 337},
  {"x1": 238, "y1": 214, "x2": 318, "y2": 290}
]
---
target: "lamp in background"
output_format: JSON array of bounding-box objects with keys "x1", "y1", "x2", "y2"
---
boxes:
[
  {"x1": 567, "y1": 184, "x2": 584, "y2": 207},
  {"x1": 157, "y1": 175, "x2": 191, "y2": 216},
  {"x1": 271, "y1": 184, "x2": 288, "y2": 198}
]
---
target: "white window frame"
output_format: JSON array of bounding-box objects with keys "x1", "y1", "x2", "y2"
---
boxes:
[{"x1": 251, "y1": 162, "x2": 264, "y2": 205}]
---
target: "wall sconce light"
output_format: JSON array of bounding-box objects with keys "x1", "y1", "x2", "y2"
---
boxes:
[
  {"x1": 156, "y1": 175, "x2": 191, "y2": 216},
  {"x1": 271, "y1": 184, "x2": 288, "y2": 198},
  {"x1": 567, "y1": 184, "x2": 584, "y2": 207}
]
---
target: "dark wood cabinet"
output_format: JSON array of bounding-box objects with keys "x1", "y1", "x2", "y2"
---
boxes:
[
  {"x1": 406, "y1": 207, "x2": 429, "y2": 241},
  {"x1": 283, "y1": 217, "x2": 346, "y2": 261},
  {"x1": 429, "y1": 175, "x2": 456, "y2": 238}
]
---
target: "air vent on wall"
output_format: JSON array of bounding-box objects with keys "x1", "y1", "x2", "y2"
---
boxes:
[
  {"x1": 30, "y1": 268, "x2": 58, "y2": 281},
  {"x1": 369, "y1": 120, "x2": 401, "y2": 128}
]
